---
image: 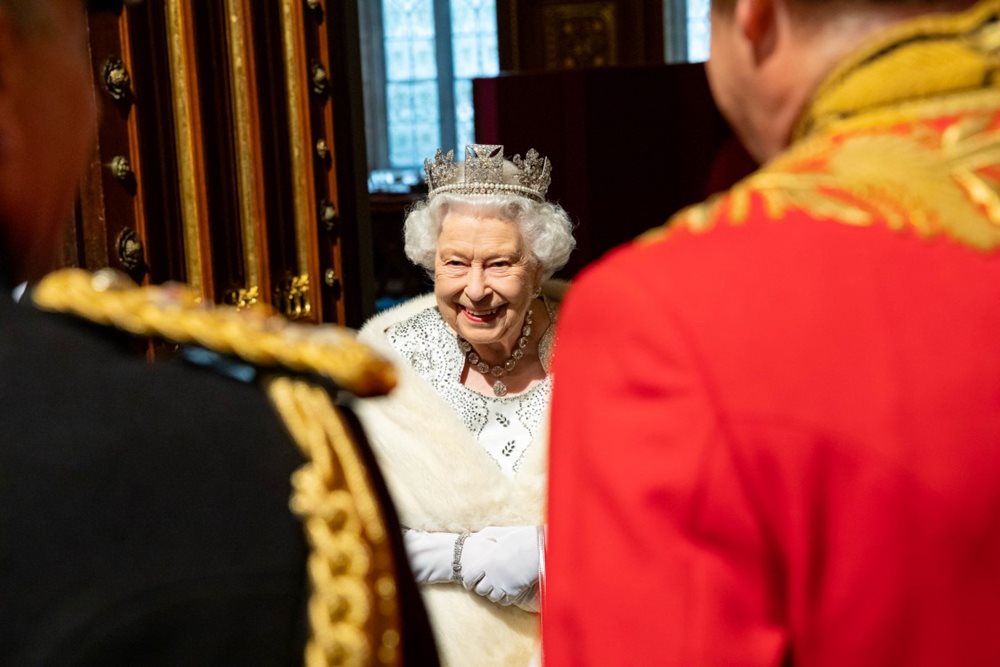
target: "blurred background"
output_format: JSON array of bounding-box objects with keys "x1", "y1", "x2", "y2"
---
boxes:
[{"x1": 69, "y1": 0, "x2": 755, "y2": 326}]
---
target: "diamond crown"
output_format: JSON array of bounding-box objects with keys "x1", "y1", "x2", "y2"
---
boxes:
[{"x1": 424, "y1": 144, "x2": 552, "y2": 202}]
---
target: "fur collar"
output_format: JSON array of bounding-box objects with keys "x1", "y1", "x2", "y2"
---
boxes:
[
  {"x1": 354, "y1": 282, "x2": 565, "y2": 530},
  {"x1": 353, "y1": 283, "x2": 565, "y2": 667}
]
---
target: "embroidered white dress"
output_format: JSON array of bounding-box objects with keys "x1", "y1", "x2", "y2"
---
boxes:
[
  {"x1": 354, "y1": 285, "x2": 564, "y2": 667},
  {"x1": 383, "y1": 302, "x2": 554, "y2": 479}
]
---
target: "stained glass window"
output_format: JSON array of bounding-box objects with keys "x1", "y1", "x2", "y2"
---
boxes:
[
  {"x1": 687, "y1": 0, "x2": 711, "y2": 62},
  {"x1": 382, "y1": 0, "x2": 441, "y2": 167},
  {"x1": 378, "y1": 0, "x2": 498, "y2": 169},
  {"x1": 450, "y1": 0, "x2": 499, "y2": 151}
]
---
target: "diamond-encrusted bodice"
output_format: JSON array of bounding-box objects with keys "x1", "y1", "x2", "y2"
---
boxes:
[{"x1": 384, "y1": 301, "x2": 555, "y2": 478}]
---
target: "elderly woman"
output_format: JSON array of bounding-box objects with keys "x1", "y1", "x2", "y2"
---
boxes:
[{"x1": 355, "y1": 144, "x2": 575, "y2": 666}]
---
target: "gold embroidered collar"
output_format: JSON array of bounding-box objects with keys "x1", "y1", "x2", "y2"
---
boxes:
[{"x1": 795, "y1": 0, "x2": 1000, "y2": 140}]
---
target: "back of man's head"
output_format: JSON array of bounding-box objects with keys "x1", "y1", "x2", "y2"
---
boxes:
[
  {"x1": 712, "y1": 0, "x2": 979, "y2": 13},
  {"x1": 706, "y1": 0, "x2": 981, "y2": 160}
]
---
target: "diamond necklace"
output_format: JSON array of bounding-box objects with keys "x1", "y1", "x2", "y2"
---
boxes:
[{"x1": 457, "y1": 306, "x2": 533, "y2": 397}]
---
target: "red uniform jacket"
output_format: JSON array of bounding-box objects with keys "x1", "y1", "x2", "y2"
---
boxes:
[{"x1": 544, "y1": 2, "x2": 1000, "y2": 665}]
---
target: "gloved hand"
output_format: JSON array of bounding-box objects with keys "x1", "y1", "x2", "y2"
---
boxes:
[
  {"x1": 459, "y1": 526, "x2": 541, "y2": 611},
  {"x1": 403, "y1": 529, "x2": 460, "y2": 585}
]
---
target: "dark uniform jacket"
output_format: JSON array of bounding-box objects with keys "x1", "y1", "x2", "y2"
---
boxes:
[{"x1": 0, "y1": 265, "x2": 438, "y2": 666}]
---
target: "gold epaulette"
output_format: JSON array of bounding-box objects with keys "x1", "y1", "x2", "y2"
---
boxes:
[
  {"x1": 32, "y1": 268, "x2": 396, "y2": 397},
  {"x1": 640, "y1": 100, "x2": 1000, "y2": 252},
  {"x1": 796, "y1": 0, "x2": 1000, "y2": 140},
  {"x1": 647, "y1": 115, "x2": 1000, "y2": 253},
  {"x1": 35, "y1": 268, "x2": 405, "y2": 666},
  {"x1": 638, "y1": 0, "x2": 1000, "y2": 253}
]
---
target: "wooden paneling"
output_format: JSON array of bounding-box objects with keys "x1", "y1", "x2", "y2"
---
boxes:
[
  {"x1": 75, "y1": 0, "x2": 372, "y2": 325},
  {"x1": 253, "y1": 1, "x2": 301, "y2": 312},
  {"x1": 164, "y1": 0, "x2": 215, "y2": 297},
  {"x1": 81, "y1": 7, "x2": 147, "y2": 283},
  {"x1": 125, "y1": 2, "x2": 187, "y2": 286},
  {"x1": 317, "y1": 0, "x2": 377, "y2": 326}
]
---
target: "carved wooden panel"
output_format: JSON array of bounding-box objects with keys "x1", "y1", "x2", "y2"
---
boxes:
[
  {"x1": 76, "y1": 9, "x2": 148, "y2": 284},
  {"x1": 498, "y1": 0, "x2": 663, "y2": 73},
  {"x1": 543, "y1": 3, "x2": 617, "y2": 70},
  {"x1": 75, "y1": 0, "x2": 372, "y2": 326}
]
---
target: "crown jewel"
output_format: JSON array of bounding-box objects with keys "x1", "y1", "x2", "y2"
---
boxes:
[{"x1": 424, "y1": 144, "x2": 552, "y2": 202}]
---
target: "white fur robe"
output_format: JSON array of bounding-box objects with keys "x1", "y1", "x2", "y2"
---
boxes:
[{"x1": 355, "y1": 286, "x2": 563, "y2": 667}]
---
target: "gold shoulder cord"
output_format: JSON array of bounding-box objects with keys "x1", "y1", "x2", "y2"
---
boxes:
[
  {"x1": 267, "y1": 376, "x2": 401, "y2": 667},
  {"x1": 32, "y1": 269, "x2": 402, "y2": 666},
  {"x1": 30, "y1": 269, "x2": 396, "y2": 397}
]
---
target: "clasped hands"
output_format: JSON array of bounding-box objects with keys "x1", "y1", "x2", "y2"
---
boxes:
[{"x1": 403, "y1": 526, "x2": 540, "y2": 612}]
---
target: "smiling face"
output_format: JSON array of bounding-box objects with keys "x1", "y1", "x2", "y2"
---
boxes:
[{"x1": 434, "y1": 206, "x2": 541, "y2": 361}]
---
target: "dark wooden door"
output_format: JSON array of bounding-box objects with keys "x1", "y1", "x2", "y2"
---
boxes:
[{"x1": 71, "y1": 0, "x2": 373, "y2": 326}]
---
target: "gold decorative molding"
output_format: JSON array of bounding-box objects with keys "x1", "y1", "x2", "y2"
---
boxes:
[
  {"x1": 225, "y1": 285, "x2": 260, "y2": 310},
  {"x1": 165, "y1": 0, "x2": 213, "y2": 297},
  {"x1": 33, "y1": 268, "x2": 398, "y2": 397},
  {"x1": 280, "y1": 0, "x2": 319, "y2": 319},
  {"x1": 275, "y1": 273, "x2": 312, "y2": 321},
  {"x1": 224, "y1": 0, "x2": 269, "y2": 294},
  {"x1": 542, "y1": 2, "x2": 618, "y2": 70}
]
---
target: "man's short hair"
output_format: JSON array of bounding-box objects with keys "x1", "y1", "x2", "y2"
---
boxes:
[{"x1": 713, "y1": 0, "x2": 977, "y2": 12}]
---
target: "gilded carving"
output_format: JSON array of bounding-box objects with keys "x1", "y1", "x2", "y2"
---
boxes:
[
  {"x1": 224, "y1": 285, "x2": 260, "y2": 310},
  {"x1": 275, "y1": 273, "x2": 313, "y2": 320},
  {"x1": 280, "y1": 0, "x2": 322, "y2": 320},
  {"x1": 542, "y1": 3, "x2": 617, "y2": 70}
]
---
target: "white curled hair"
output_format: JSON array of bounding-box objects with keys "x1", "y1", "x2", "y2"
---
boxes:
[{"x1": 403, "y1": 164, "x2": 576, "y2": 279}]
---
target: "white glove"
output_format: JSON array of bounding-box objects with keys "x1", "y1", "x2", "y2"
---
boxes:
[
  {"x1": 403, "y1": 529, "x2": 460, "y2": 585},
  {"x1": 459, "y1": 526, "x2": 541, "y2": 611}
]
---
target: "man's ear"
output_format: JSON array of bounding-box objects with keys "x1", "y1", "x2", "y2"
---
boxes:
[
  {"x1": 735, "y1": 0, "x2": 778, "y2": 62},
  {"x1": 736, "y1": 0, "x2": 773, "y2": 40}
]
